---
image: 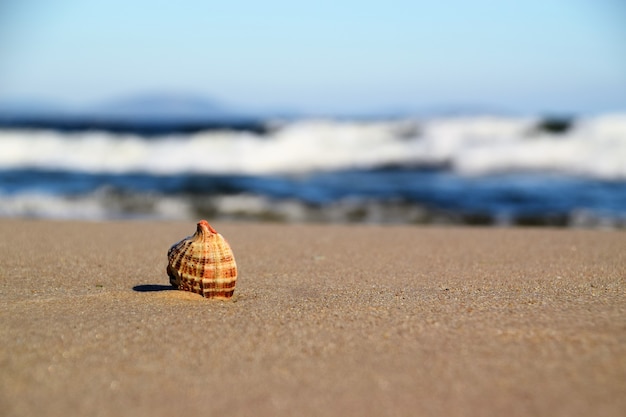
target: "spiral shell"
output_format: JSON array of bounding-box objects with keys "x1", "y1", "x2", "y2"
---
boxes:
[{"x1": 167, "y1": 220, "x2": 237, "y2": 299}]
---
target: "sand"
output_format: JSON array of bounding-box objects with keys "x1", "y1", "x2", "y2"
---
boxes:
[{"x1": 1, "y1": 219, "x2": 625, "y2": 417}]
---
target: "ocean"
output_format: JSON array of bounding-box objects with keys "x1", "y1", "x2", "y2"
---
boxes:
[{"x1": 1, "y1": 114, "x2": 625, "y2": 227}]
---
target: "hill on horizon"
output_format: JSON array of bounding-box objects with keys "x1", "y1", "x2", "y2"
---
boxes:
[
  {"x1": 0, "y1": 92, "x2": 252, "y2": 121},
  {"x1": 93, "y1": 92, "x2": 235, "y2": 120}
]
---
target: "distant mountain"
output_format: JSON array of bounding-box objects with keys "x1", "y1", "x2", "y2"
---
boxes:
[
  {"x1": 0, "y1": 99, "x2": 70, "y2": 118},
  {"x1": 0, "y1": 93, "x2": 267, "y2": 135},
  {"x1": 92, "y1": 92, "x2": 235, "y2": 121},
  {"x1": 0, "y1": 92, "x2": 250, "y2": 120}
]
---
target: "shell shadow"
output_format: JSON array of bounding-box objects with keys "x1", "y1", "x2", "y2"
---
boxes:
[{"x1": 133, "y1": 284, "x2": 175, "y2": 292}]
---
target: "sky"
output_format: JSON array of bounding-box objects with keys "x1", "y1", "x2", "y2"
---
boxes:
[{"x1": 0, "y1": 0, "x2": 625, "y2": 115}]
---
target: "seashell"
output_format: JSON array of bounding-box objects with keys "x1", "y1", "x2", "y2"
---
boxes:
[{"x1": 167, "y1": 220, "x2": 237, "y2": 299}]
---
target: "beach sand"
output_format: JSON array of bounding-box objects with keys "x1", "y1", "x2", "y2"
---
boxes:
[{"x1": 1, "y1": 220, "x2": 625, "y2": 416}]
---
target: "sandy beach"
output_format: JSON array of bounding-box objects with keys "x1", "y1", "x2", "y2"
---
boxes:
[{"x1": 1, "y1": 219, "x2": 624, "y2": 417}]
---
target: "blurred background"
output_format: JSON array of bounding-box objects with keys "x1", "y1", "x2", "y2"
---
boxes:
[{"x1": 1, "y1": 0, "x2": 625, "y2": 226}]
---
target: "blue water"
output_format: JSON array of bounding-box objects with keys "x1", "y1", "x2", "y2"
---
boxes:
[
  {"x1": 1, "y1": 114, "x2": 625, "y2": 225},
  {"x1": 2, "y1": 168, "x2": 625, "y2": 226}
]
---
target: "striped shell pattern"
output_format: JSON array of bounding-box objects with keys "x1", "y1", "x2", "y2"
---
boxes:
[{"x1": 167, "y1": 220, "x2": 237, "y2": 299}]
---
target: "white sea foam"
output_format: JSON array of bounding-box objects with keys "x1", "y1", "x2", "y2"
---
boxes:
[
  {"x1": 1, "y1": 190, "x2": 623, "y2": 227},
  {"x1": 1, "y1": 114, "x2": 625, "y2": 179},
  {"x1": 0, "y1": 190, "x2": 193, "y2": 220}
]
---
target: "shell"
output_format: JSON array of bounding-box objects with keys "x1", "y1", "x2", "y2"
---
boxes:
[{"x1": 167, "y1": 220, "x2": 237, "y2": 299}]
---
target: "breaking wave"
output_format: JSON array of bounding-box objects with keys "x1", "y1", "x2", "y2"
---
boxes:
[{"x1": 1, "y1": 114, "x2": 625, "y2": 179}]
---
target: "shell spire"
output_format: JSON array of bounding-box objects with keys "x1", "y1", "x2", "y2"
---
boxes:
[{"x1": 167, "y1": 220, "x2": 237, "y2": 299}]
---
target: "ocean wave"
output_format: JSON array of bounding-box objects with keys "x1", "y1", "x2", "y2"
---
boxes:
[
  {"x1": 0, "y1": 189, "x2": 193, "y2": 220},
  {"x1": 1, "y1": 187, "x2": 623, "y2": 228},
  {"x1": 1, "y1": 114, "x2": 625, "y2": 179}
]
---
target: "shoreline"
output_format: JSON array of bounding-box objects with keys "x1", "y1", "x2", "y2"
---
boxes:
[{"x1": 1, "y1": 220, "x2": 625, "y2": 416}]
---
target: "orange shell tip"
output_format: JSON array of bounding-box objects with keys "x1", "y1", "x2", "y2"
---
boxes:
[{"x1": 197, "y1": 220, "x2": 217, "y2": 234}]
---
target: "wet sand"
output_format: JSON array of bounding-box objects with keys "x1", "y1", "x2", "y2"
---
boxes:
[{"x1": 1, "y1": 220, "x2": 625, "y2": 416}]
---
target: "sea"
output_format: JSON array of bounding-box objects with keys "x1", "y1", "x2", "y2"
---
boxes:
[{"x1": 1, "y1": 113, "x2": 626, "y2": 227}]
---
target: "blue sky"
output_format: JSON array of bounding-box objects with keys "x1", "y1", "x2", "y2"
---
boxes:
[{"x1": 1, "y1": 0, "x2": 625, "y2": 115}]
